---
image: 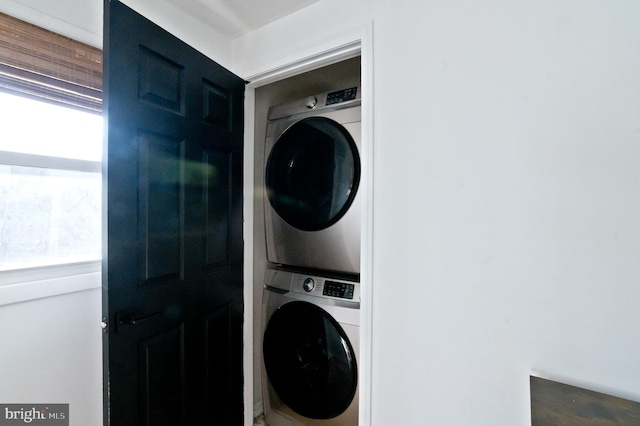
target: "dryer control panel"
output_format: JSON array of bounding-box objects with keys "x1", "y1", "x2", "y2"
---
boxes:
[
  {"x1": 267, "y1": 86, "x2": 361, "y2": 120},
  {"x1": 326, "y1": 87, "x2": 358, "y2": 106}
]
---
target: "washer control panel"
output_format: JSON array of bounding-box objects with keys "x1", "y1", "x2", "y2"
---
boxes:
[
  {"x1": 323, "y1": 280, "x2": 355, "y2": 299},
  {"x1": 265, "y1": 268, "x2": 360, "y2": 303},
  {"x1": 290, "y1": 273, "x2": 359, "y2": 302}
]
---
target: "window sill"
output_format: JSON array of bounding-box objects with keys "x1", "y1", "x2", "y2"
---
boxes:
[{"x1": 0, "y1": 261, "x2": 101, "y2": 306}]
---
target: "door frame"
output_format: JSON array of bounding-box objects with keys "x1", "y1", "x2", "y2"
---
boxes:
[{"x1": 241, "y1": 22, "x2": 374, "y2": 426}]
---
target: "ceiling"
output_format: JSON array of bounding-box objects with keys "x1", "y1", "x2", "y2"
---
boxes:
[{"x1": 164, "y1": 0, "x2": 321, "y2": 37}]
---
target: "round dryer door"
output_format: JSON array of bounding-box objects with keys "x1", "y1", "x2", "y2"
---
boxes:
[
  {"x1": 263, "y1": 301, "x2": 358, "y2": 419},
  {"x1": 266, "y1": 117, "x2": 360, "y2": 231}
]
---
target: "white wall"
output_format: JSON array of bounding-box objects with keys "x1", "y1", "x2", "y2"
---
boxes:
[
  {"x1": 0, "y1": 283, "x2": 102, "y2": 426},
  {"x1": 372, "y1": 1, "x2": 640, "y2": 424},
  {"x1": 235, "y1": 0, "x2": 640, "y2": 424}
]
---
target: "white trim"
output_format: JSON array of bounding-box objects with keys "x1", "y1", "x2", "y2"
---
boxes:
[
  {"x1": 243, "y1": 85, "x2": 256, "y2": 426},
  {"x1": 0, "y1": 261, "x2": 101, "y2": 306},
  {"x1": 357, "y1": 22, "x2": 374, "y2": 426},
  {"x1": 243, "y1": 25, "x2": 368, "y2": 87},
  {"x1": 0, "y1": 150, "x2": 101, "y2": 173},
  {"x1": 244, "y1": 39, "x2": 361, "y2": 87},
  {"x1": 0, "y1": 260, "x2": 100, "y2": 285},
  {"x1": 241, "y1": 22, "x2": 374, "y2": 426}
]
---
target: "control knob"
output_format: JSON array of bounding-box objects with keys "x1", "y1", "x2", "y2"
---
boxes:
[
  {"x1": 305, "y1": 96, "x2": 318, "y2": 109},
  {"x1": 302, "y1": 278, "x2": 315, "y2": 292}
]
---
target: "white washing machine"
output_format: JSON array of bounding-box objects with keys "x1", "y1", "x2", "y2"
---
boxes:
[
  {"x1": 261, "y1": 268, "x2": 360, "y2": 426},
  {"x1": 264, "y1": 87, "x2": 361, "y2": 275}
]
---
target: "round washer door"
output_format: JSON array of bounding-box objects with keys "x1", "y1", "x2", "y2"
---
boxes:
[
  {"x1": 263, "y1": 301, "x2": 358, "y2": 419},
  {"x1": 266, "y1": 117, "x2": 360, "y2": 231}
]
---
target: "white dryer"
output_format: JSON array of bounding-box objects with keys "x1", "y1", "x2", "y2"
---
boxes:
[
  {"x1": 261, "y1": 268, "x2": 360, "y2": 426},
  {"x1": 264, "y1": 87, "x2": 361, "y2": 275}
]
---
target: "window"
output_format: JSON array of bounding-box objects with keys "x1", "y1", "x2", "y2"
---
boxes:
[
  {"x1": 0, "y1": 92, "x2": 102, "y2": 271},
  {"x1": 0, "y1": 13, "x2": 103, "y2": 275}
]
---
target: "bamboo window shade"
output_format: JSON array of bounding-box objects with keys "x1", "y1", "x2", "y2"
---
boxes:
[{"x1": 0, "y1": 12, "x2": 102, "y2": 113}]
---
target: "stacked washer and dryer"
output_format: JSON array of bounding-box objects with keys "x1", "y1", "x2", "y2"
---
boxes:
[{"x1": 261, "y1": 86, "x2": 362, "y2": 426}]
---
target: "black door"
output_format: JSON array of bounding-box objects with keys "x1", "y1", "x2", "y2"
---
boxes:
[
  {"x1": 263, "y1": 301, "x2": 358, "y2": 419},
  {"x1": 265, "y1": 117, "x2": 360, "y2": 231},
  {"x1": 102, "y1": 1, "x2": 244, "y2": 425}
]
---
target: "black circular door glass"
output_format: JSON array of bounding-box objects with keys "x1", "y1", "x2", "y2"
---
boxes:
[
  {"x1": 266, "y1": 117, "x2": 360, "y2": 231},
  {"x1": 263, "y1": 301, "x2": 358, "y2": 419}
]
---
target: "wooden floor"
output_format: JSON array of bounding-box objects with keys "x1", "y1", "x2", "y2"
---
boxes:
[{"x1": 531, "y1": 376, "x2": 640, "y2": 425}]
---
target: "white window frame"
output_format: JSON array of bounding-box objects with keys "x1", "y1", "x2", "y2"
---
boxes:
[
  {"x1": 0, "y1": 142, "x2": 102, "y2": 305},
  {"x1": 0, "y1": 150, "x2": 101, "y2": 173}
]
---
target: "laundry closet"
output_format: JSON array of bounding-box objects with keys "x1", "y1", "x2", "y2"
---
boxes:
[{"x1": 252, "y1": 56, "x2": 362, "y2": 425}]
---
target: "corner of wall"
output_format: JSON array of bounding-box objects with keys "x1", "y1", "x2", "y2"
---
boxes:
[
  {"x1": 121, "y1": 0, "x2": 233, "y2": 67},
  {"x1": 230, "y1": 0, "x2": 372, "y2": 82}
]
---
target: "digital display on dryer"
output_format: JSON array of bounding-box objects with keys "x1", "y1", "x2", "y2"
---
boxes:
[{"x1": 323, "y1": 281, "x2": 355, "y2": 299}]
